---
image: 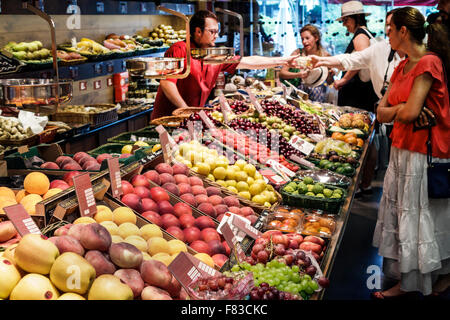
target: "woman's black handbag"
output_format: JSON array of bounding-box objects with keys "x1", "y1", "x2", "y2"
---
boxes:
[{"x1": 427, "y1": 126, "x2": 450, "y2": 199}]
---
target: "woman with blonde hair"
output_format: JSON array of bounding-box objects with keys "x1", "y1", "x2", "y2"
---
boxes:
[{"x1": 280, "y1": 24, "x2": 333, "y2": 102}]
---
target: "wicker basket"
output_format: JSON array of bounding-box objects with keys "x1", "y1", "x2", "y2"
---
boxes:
[
  {"x1": 53, "y1": 104, "x2": 118, "y2": 128},
  {"x1": 150, "y1": 115, "x2": 188, "y2": 127},
  {"x1": 0, "y1": 134, "x2": 39, "y2": 147},
  {"x1": 172, "y1": 107, "x2": 210, "y2": 117},
  {"x1": 279, "y1": 182, "x2": 346, "y2": 214},
  {"x1": 38, "y1": 125, "x2": 59, "y2": 144}
]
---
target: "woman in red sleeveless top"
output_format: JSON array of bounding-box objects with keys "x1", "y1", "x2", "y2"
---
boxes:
[{"x1": 372, "y1": 7, "x2": 450, "y2": 299}]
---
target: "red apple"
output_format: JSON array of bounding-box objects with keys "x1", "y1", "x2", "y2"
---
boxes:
[
  {"x1": 166, "y1": 226, "x2": 184, "y2": 242},
  {"x1": 180, "y1": 194, "x2": 196, "y2": 207},
  {"x1": 174, "y1": 174, "x2": 189, "y2": 185},
  {"x1": 96, "y1": 153, "x2": 113, "y2": 165},
  {"x1": 121, "y1": 180, "x2": 135, "y2": 195},
  {"x1": 177, "y1": 183, "x2": 192, "y2": 195},
  {"x1": 155, "y1": 163, "x2": 173, "y2": 175},
  {"x1": 40, "y1": 162, "x2": 60, "y2": 170},
  {"x1": 173, "y1": 202, "x2": 192, "y2": 218},
  {"x1": 141, "y1": 198, "x2": 159, "y2": 213},
  {"x1": 208, "y1": 240, "x2": 226, "y2": 256},
  {"x1": 201, "y1": 228, "x2": 220, "y2": 243},
  {"x1": 141, "y1": 211, "x2": 162, "y2": 226},
  {"x1": 161, "y1": 214, "x2": 180, "y2": 229},
  {"x1": 183, "y1": 227, "x2": 201, "y2": 244},
  {"x1": 131, "y1": 175, "x2": 150, "y2": 188},
  {"x1": 194, "y1": 216, "x2": 216, "y2": 230},
  {"x1": 73, "y1": 152, "x2": 89, "y2": 163},
  {"x1": 150, "y1": 187, "x2": 169, "y2": 202},
  {"x1": 189, "y1": 176, "x2": 203, "y2": 186},
  {"x1": 121, "y1": 193, "x2": 142, "y2": 212},
  {"x1": 50, "y1": 179, "x2": 70, "y2": 190},
  {"x1": 134, "y1": 186, "x2": 151, "y2": 199},
  {"x1": 194, "y1": 194, "x2": 209, "y2": 205},
  {"x1": 143, "y1": 170, "x2": 160, "y2": 186},
  {"x1": 222, "y1": 241, "x2": 231, "y2": 256},
  {"x1": 190, "y1": 240, "x2": 210, "y2": 255},
  {"x1": 158, "y1": 201, "x2": 174, "y2": 214},
  {"x1": 179, "y1": 214, "x2": 196, "y2": 229}
]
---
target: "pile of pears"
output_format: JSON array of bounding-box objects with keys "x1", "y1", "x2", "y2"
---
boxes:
[{"x1": 4, "y1": 41, "x2": 52, "y2": 63}]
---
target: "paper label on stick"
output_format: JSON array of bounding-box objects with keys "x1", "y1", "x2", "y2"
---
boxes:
[
  {"x1": 217, "y1": 212, "x2": 248, "y2": 242},
  {"x1": 219, "y1": 222, "x2": 246, "y2": 263},
  {"x1": 187, "y1": 121, "x2": 197, "y2": 141},
  {"x1": 198, "y1": 110, "x2": 215, "y2": 130},
  {"x1": 246, "y1": 88, "x2": 264, "y2": 114},
  {"x1": 159, "y1": 131, "x2": 172, "y2": 162},
  {"x1": 73, "y1": 173, "x2": 97, "y2": 217},
  {"x1": 290, "y1": 154, "x2": 316, "y2": 169},
  {"x1": 266, "y1": 159, "x2": 295, "y2": 179},
  {"x1": 107, "y1": 157, "x2": 123, "y2": 198},
  {"x1": 4, "y1": 204, "x2": 42, "y2": 236},
  {"x1": 219, "y1": 95, "x2": 231, "y2": 123},
  {"x1": 288, "y1": 135, "x2": 315, "y2": 156}
]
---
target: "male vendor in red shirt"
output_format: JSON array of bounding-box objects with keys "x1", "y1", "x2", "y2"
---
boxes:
[{"x1": 152, "y1": 10, "x2": 298, "y2": 120}]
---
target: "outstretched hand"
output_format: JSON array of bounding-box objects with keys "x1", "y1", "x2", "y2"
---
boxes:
[
  {"x1": 310, "y1": 55, "x2": 324, "y2": 68},
  {"x1": 285, "y1": 54, "x2": 301, "y2": 68}
]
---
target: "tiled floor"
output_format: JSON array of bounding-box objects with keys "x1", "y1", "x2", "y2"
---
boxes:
[{"x1": 323, "y1": 168, "x2": 450, "y2": 300}]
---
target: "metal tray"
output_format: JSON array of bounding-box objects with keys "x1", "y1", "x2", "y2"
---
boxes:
[
  {"x1": 126, "y1": 57, "x2": 184, "y2": 78},
  {"x1": 191, "y1": 47, "x2": 239, "y2": 64},
  {"x1": 0, "y1": 78, "x2": 73, "y2": 107}
]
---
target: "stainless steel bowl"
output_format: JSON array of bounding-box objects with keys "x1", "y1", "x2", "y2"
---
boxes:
[
  {"x1": 126, "y1": 57, "x2": 184, "y2": 78},
  {"x1": 191, "y1": 47, "x2": 239, "y2": 64},
  {"x1": 0, "y1": 78, "x2": 72, "y2": 107}
]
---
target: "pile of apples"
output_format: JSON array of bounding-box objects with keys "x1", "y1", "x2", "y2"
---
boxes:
[
  {"x1": 0, "y1": 217, "x2": 188, "y2": 300},
  {"x1": 173, "y1": 141, "x2": 278, "y2": 207}
]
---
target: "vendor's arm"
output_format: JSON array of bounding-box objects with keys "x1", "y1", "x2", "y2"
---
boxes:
[
  {"x1": 394, "y1": 73, "x2": 433, "y2": 123},
  {"x1": 237, "y1": 55, "x2": 298, "y2": 70},
  {"x1": 159, "y1": 79, "x2": 190, "y2": 110}
]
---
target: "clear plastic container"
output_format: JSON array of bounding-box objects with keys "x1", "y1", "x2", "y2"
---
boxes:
[
  {"x1": 265, "y1": 205, "x2": 304, "y2": 233},
  {"x1": 300, "y1": 212, "x2": 336, "y2": 238}
]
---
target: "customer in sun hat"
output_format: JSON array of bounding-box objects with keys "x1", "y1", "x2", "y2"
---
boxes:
[{"x1": 334, "y1": 1, "x2": 378, "y2": 112}]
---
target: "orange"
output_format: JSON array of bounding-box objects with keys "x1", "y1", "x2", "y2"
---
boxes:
[
  {"x1": 15, "y1": 189, "x2": 28, "y2": 203},
  {"x1": 356, "y1": 138, "x2": 364, "y2": 147},
  {"x1": 331, "y1": 132, "x2": 345, "y2": 141},
  {"x1": 23, "y1": 172, "x2": 50, "y2": 195},
  {"x1": 345, "y1": 136, "x2": 357, "y2": 145}
]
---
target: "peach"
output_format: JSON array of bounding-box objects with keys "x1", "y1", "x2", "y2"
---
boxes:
[
  {"x1": 172, "y1": 163, "x2": 189, "y2": 175},
  {"x1": 96, "y1": 153, "x2": 113, "y2": 165},
  {"x1": 141, "y1": 285, "x2": 172, "y2": 300},
  {"x1": 189, "y1": 176, "x2": 203, "y2": 186},
  {"x1": 214, "y1": 204, "x2": 228, "y2": 216},
  {"x1": 114, "y1": 269, "x2": 144, "y2": 298},
  {"x1": 240, "y1": 207, "x2": 255, "y2": 217},
  {"x1": 223, "y1": 196, "x2": 240, "y2": 208},
  {"x1": 174, "y1": 174, "x2": 189, "y2": 185},
  {"x1": 192, "y1": 185, "x2": 207, "y2": 196},
  {"x1": 206, "y1": 186, "x2": 221, "y2": 196},
  {"x1": 212, "y1": 254, "x2": 228, "y2": 268},
  {"x1": 194, "y1": 215, "x2": 216, "y2": 230},
  {"x1": 124, "y1": 235, "x2": 148, "y2": 252},
  {"x1": 139, "y1": 224, "x2": 163, "y2": 241},
  {"x1": 161, "y1": 214, "x2": 180, "y2": 229},
  {"x1": 40, "y1": 162, "x2": 60, "y2": 170},
  {"x1": 201, "y1": 228, "x2": 221, "y2": 243},
  {"x1": 112, "y1": 206, "x2": 137, "y2": 225},
  {"x1": 94, "y1": 205, "x2": 113, "y2": 223},
  {"x1": 134, "y1": 186, "x2": 151, "y2": 199},
  {"x1": 177, "y1": 183, "x2": 192, "y2": 195},
  {"x1": 79, "y1": 223, "x2": 112, "y2": 252},
  {"x1": 83, "y1": 161, "x2": 101, "y2": 171},
  {"x1": 63, "y1": 162, "x2": 83, "y2": 171},
  {"x1": 149, "y1": 187, "x2": 170, "y2": 203},
  {"x1": 79, "y1": 155, "x2": 96, "y2": 166},
  {"x1": 228, "y1": 206, "x2": 241, "y2": 215},
  {"x1": 121, "y1": 180, "x2": 135, "y2": 195},
  {"x1": 147, "y1": 237, "x2": 170, "y2": 256},
  {"x1": 140, "y1": 259, "x2": 172, "y2": 290},
  {"x1": 62, "y1": 171, "x2": 82, "y2": 186},
  {"x1": 118, "y1": 222, "x2": 140, "y2": 239},
  {"x1": 109, "y1": 242, "x2": 143, "y2": 269},
  {"x1": 131, "y1": 175, "x2": 150, "y2": 188},
  {"x1": 67, "y1": 223, "x2": 85, "y2": 241},
  {"x1": 173, "y1": 202, "x2": 192, "y2": 218},
  {"x1": 143, "y1": 170, "x2": 160, "y2": 186},
  {"x1": 167, "y1": 239, "x2": 187, "y2": 255},
  {"x1": 179, "y1": 214, "x2": 196, "y2": 229},
  {"x1": 166, "y1": 226, "x2": 184, "y2": 242},
  {"x1": 190, "y1": 240, "x2": 211, "y2": 255},
  {"x1": 197, "y1": 202, "x2": 217, "y2": 218},
  {"x1": 208, "y1": 195, "x2": 224, "y2": 206},
  {"x1": 49, "y1": 235, "x2": 85, "y2": 256},
  {"x1": 55, "y1": 155, "x2": 72, "y2": 166},
  {"x1": 141, "y1": 211, "x2": 162, "y2": 226},
  {"x1": 194, "y1": 194, "x2": 209, "y2": 205},
  {"x1": 158, "y1": 201, "x2": 174, "y2": 214},
  {"x1": 155, "y1": 163, "x2": 173, "y2": 175},
  {"x1": 162, "y1": 183, "x2": 180, "y2": 196},
  {"x1": 50, "y1": 179, "x2": 70, "y2": 190},
  {"x1": 141, "y1": 198, "x2": 158, "y2": 213},
  {"x1": 160, "y1": 173, "x2": 175, "y2": 186},
  {"x1": 100, "y1": 221, "x2": 119, "y2": 235},
  {"x1": 180, "y1": 193, "x2": 196, "y2": 207},
  {"x1": 183, "y1": 227, "x2": 201, "y2": 244},
  {"x1": 167, "y1": 275, "x2": 182, "y2": 298},
  {"x1": 208, "y1": 239, "x2": 226, "y2": 256},
  {"x1": 84, "y1": 250, "x2": 116, "y2": 277},
  {"x1": 73, "y1": 152, "x2": 89, "y2": 163}
]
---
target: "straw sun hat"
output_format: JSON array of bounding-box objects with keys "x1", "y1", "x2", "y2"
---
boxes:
[{"x1": 336, "y1": 1, "x2": 371, "y2": 21}]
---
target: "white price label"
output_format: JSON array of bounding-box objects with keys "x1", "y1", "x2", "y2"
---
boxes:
[
  {"x1": 266, "y1": 159, "x2": 295, "y2": 179},
  {"x1": 288, "y1": 135, "x2": 315, "y2": 156}
]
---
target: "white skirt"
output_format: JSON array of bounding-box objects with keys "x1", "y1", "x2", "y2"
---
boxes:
[{"x1": 372, "y1": 147, "x2": 450, "y2": 295}]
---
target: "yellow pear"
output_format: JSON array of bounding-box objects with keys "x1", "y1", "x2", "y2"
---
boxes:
[
  {"x1": 50, "y1": 252, "x2": 96, "y2": 295},
  {"x1": 58, "y1": 292, "x2": 86, "y2": 300},
  {"x1": 10, "y1": 273, "x2": 59, "y2": 300},
  {"x1": 14, "y1": 234, "x2": 59, "y2": 275},
  {"x1": 88, "y1": 275, "x2": 133, "y2": 300},
  {"x1": 0, "y1": 258, "x2": 22, "y2": 299}
]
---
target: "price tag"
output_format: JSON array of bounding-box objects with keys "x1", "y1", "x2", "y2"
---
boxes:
[
  {"x1": 329, "y1": 109, "x2": 340, "y2": 121},
  {"x1": 72, "y1": 173, "x2": 97, "y2": 217},
  {"x1": 288, "y1": 135, "x2": 315, "y2": 156},
  {"x1": 219, "y1": 95, "x2": 231, "y2": 123},
  {"x1": 71, "y1": 37, "x2": 77, "y2": 48},
  {"x1": 217, "y1": 212, "x2": 247, "y2": 242},
  {"x1": 79, "y1": 81, "x2": 87, "y2": 91},
  {"x1": 245, "y1": 88, "x2": 264, "y2": 114},
  {"x1": 289, "y1": 154, "x2": 316, "y2": 169},
  {"x1": 259, "y1": 169, "x2": 289, "y2": 187},
  {"x1": 94, "y1": 80, "x2": 102, "y2": 90},
  {"x1": 219, "y1": 222, "x2": 246, "y2": 263},
  {"x1": 314, "y1": 114, "x2": 326, "y2": 136},
  {"x1": 198, "y1": 110, "x2": 215, "y2": 130},
  {"x1": 187, "y1": 121, "x2": 197, "y2": 141},
  {"x1": 107, "y1": 157, "x2": 122, "y2": 198},
  {"x1": 266, "y1": 159, "x2": 295, "y2": 180},
  {"x1": 231, "y1": 214, "x2": 262, "y2": 240},
  {"x1": 4, "y1": 204, "x2": 42, "y2": 236}
]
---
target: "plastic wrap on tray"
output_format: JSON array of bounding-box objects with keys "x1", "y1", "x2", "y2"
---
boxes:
[
  {"x1": 187, "y1": 272, "x2": 254, "y2": 300},
  {"x1": 300, "y1": 212, "x2": 336, "y2": 238},
  {"x1": 265, "y1": 205, "x2": 304, "y2": 233}
]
